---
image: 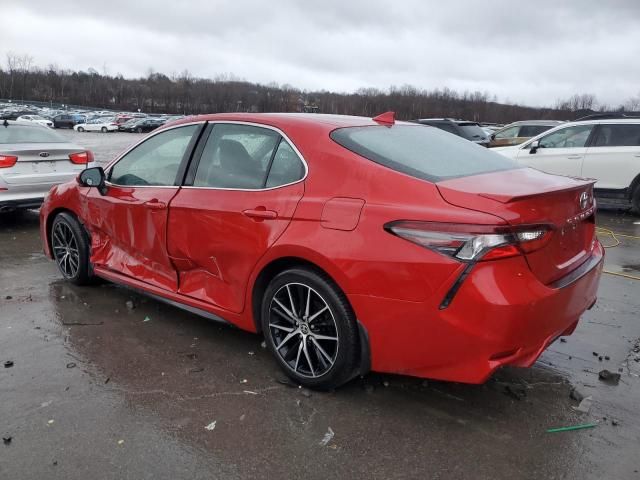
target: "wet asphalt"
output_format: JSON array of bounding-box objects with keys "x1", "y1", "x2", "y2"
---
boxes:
[{"x1": 1, "y1": 131, "x2": 639, "y2": 479}]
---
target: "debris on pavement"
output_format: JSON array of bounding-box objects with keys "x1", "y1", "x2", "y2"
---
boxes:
[
  {"x1": 569, "y1": 386, "x2": 587, "y2": 402},
  {"x1": 143, "y1": 316, "x2": 151, "y2": 322},
  {"x1": 3, "y1": 436, "x2": 11, "y2": 445},
  {"x1": 125, "y1": 300, "x2": 135, "y2": 310},
  {"x1": 573, "y1": 396, "x2": 593, "y2": 414},
  {"x1": 598, "y1": 369, "x2": 621, "y2": 385},
  {"x1": 204, "y1": 421, "x2": 217, "y2": 431},
  {"x1": 320, "y1": 427, "x2": 335, "y2": 446},
  {"x1": 260, "y1": 341, "x2": 267, "y2": 349},
  {"x1": 117, "y1": 439, "x2": 124, "y2": 445},
  {"x1": 4, "y1": 360, "x2": 14, "y2": 368},
  {"x1": 248, "y1": 351, "x2": 255, "y2": 356},
  {"x1": 66, "y1": 362, "x2": 76, "y2": 369},
  {"x1": 47, "y1": 420, "x2": 54, "y2": 425},
  {"x1": 546, "y1": 423, "x2": 597, "y2": 433},
  {"x1": 503, "y1": 384, "x2": 526, "y2": 400}
]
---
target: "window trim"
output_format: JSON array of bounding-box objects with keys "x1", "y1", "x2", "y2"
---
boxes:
[
  {"x1": 105, "y1": 121, "x2": 205, "y2": 189},
  {"x1": 181, "y1": 121, "x2": 308, "y2": 192}
]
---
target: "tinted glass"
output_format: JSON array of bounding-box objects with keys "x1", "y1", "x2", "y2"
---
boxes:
[
  {"x1": 538, "y1": 125, "x2": 593, "y2": 149},
  {"x1": 194, "y1": 124, "x2": 280, "y2": 189},
  {"x1": 331, "y1": 125, "x2": 518, "y2": 182},
  {"x1": 592, "y1": 124, "x2": 640, "y2": 147},
  {"x1": 432, "y1": 123, "x2": 458, "y2": 134},
  {"x1": 0, "y1": 124, "x2": 66, "y2": 143},
  {"x1": 457, "y1": 123, "x2": 487, "y2": 140},
  {"x1": 518, "y1": 125, "x2": 553, "y2": 137},
  {"x1": 494, "y1": 125, "x2": 519, "y2": 139},
  {"x1": 109, "y1": 125, "x2": 197, "y2": 186},
  {"x1": 265, "y1": 140, "x2": 305, "y2": 188}
]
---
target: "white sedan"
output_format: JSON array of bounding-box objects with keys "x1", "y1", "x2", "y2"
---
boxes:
[
  {"x1": 16, "y1": 115, "x2": 54, "y2": 128},
  {"x1": 74, "y1": 118, "x2": 118, "y2": 133}
]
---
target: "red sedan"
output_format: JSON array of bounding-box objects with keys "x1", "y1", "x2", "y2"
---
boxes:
[{"x1": 40, "y1": 112, "x2": 603, "y2": 389}]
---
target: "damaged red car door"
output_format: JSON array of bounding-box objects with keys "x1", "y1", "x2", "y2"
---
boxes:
[
  {"x1": 83, "y1": 124, "x2": 201, "y2": 291},
  {"x1": 166, "y1": 122, "x2": 306, "y2": 314}
]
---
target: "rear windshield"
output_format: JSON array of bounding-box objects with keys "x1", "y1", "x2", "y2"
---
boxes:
[
  {"x1": 457, "y1": 123, "x2": 487, "y2": 140},
  {"x1": 0, "y1": 124, "x2": 66, "y2": 144},
  {"x1": 330, "y1": 125, "x2": 518, "y2": 182}
]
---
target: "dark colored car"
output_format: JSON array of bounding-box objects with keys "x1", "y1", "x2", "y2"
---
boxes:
[
  {"x1": 39, "y1": 112, "x2": 603, "y2": 389},
  {"x1": 1, "y1": 110, "x2": 38, "y2": 120},
  {"x1": 122, "y1": 118, "x2": 165, "y2": 133},
  {"x1": 53, "y1": 114, "x2": 86, "y2": 129},
  {"x1": 415, "y1": 118, "x2": 490, "y2": 147}
]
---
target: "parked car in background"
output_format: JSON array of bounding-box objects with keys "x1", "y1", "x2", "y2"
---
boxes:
[
  {"x1": 1, "y1": 110, "x2": 38, "y2": 120},
  {"x1": 414, "y1": 118, "x2": 490, "y2": 147},
  {"x1": 489, "y1": 120, "x2": 563, "y2": 147},
  {"x1": 121, "y1": 118, "x2": 165, "y2": 133},
  {"x1": 40, "y1": 112, "x2": 602, "y2": 389},
  {"x1": 74, "y1": 118, "x2": 118, "y2": 133},
  {"x1": 53, "y1": 114, "x2": 86, "y2": 129},
  {"x1": 492, "y1": 118, "x2": 640, "y2": 212},
  {"x1": 16, "y1": 115, "x2": 54, "y2": 128},
  {"x1": 0, "y1": 120, "x2": 95, "y2": 211}
]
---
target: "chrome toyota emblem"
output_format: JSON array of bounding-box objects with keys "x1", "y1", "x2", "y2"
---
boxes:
[
  {"x1": 579, "y1": 191, "x2": 590, "y2": 210},
  {"x1": 39, "y1": 152, "x2": 50, "y2": 158}
]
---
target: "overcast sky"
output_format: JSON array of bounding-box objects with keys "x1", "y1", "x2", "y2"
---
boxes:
[{"x1": 2, "y1": 0, "x2": 639, "y2": 107}]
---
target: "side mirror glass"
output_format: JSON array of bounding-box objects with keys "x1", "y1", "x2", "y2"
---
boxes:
[
  {"x1": 78, "y1": 166, "x2": 107, "y2": 195},
  {"x1": 490, "y1": 134, "x2": 496, "y2": 141},
  {"x1": 529, "y1": 140, "x2": 540, "y2": 154}
]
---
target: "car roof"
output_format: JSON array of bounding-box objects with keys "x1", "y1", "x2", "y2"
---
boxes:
[
  {"x1": 502, "y1": 120, "x2": 563, "y2": 127},
  {"x1": 164, "y1": 112, "x2": 414, "y2": 133}
]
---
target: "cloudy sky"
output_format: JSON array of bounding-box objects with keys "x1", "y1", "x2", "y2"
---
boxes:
[{"x1": 2, "y1": 0, "x2": 639, "y2": 107}]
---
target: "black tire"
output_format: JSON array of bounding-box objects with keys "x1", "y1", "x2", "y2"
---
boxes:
[
  {"x1": 136, "y1": 127, "x2": 143, "y2": 133},
  {"x1": 632, "y1": 185, "x2": 640, "y2": 216},
  {"x1": 261, "y1": 267, "x2": 359, "y2": 390},
  {"x1": 77, "y1": 126, "x2": 84, "y2": 132},
  {"x1": 50, "y1": 213, "x2": 93, "y2": 285},
  {"x1": 101, "y1": 126, "x2": 108, "y2": 133}
]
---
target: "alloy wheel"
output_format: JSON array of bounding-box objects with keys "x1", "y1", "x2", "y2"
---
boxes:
[
  {"x1": 268, "y1": 282, "x2": 339, "y2": 378},
  {"x1": 52, "y1": 221, "x2": 80, "y2": 278}
]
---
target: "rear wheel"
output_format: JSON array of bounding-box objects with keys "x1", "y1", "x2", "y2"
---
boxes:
[
  {"x1": 632, "y1": 185, "x2": 640, "y2": 215},
  {"x1": 50, "y1": 213, "x2": 92, "y2": 285},
  {"x1": 77, "y1": 126, "x2": 84, "y2": 132},
  {"x1": 101, "y1": 126, "x2": 108, "y2": 133},
  {"x1": 261, "y1": 268, "x2": 359, "y2": 390},
  {"x1": 136, "y1": 127, "x2": 143, "y2": 133}
]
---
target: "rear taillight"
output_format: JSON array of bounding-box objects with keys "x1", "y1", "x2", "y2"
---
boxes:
[
  {"x1": 69, "y1": 151, "x2": 94, "y2": 165},
  {"x1": 385, "y1": 221, "x2": 553, "y2": 262},
  {"x1": 0, "y1": 155, "x2": 18, "y2": 168}
]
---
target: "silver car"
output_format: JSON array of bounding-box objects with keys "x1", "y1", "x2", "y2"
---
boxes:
[{"x1": 0, "y1": 120, "x2": 95, "y2": 211}]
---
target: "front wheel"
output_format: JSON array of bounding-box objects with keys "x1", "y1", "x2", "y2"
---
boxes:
[
  {"x1": 50, "y1": 213, "x2": 93, "y2": 285},
  {"x1": 101, "y1": 126, "x2": 108, "y2": 133},
  {"x1": 77, "y1": 126, "x2": 84, "y2": 132},
  {"x1": 261, "y1": 268, "x2": 359, "y2": 390},
  {"x1": 136, "y1": 127, "x2": 143, "y2": 133}
]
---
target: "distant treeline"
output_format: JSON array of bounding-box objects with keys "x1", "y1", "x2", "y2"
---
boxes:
[{"x1": 1, "y1": 53, "x2": 639, "y2": 123}]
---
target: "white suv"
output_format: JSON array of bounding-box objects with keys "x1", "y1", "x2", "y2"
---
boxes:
[{"x1": 493, "y1": 118, "x2": 640, "y2": 213}]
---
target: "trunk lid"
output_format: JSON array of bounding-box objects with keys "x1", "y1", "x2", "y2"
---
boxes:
[
  {"x1": 1, "y1": 143, "x2": 85, "y2": 185},
  {"x1": 437, "y1": 167, "x2": 597, "y2": 285}
]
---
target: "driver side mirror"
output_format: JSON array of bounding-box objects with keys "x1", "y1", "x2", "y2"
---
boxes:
[
  {"x1": 490, "y1": 133, "x2": 496, "y2": 141},
  {"x1": 78, "y1": 166, "x2": 108, "y2": 195},
  {"x1": 529, "y1": 140, "x2": 540, "y2": 154}
]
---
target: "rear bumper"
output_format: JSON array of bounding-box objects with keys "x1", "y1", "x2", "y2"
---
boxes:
[{"x1": 349, "y1": 242, "x2": 604, "y2": 383}]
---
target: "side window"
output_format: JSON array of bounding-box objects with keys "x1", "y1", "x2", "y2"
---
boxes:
[
  {"x1": 518, "y1": 125, "x2": 550, "y2": 137},
  {"x1": 193, "y1": 124, "x2": 280, "y2": 189},
  {"x1": 494, "y1": 125, "x2": 520, "y2": 139},
  {"x1": 265, "y1": 140, "x2": 305, "y2": 188},
  {"x1": 435, "y1": 123, "x2": 457, "y2": 135},
  {"x1": 538, "y1": 125, "x2": 593, "y2": 149},
  {"x1": 109, "y1": 125, "x2": 197, "y2": 186},
  {"x1": 592, "y1": 124, "x2": 640, "y2": 147}
]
